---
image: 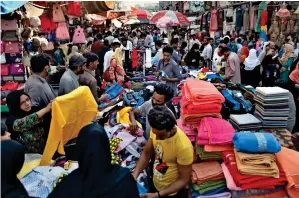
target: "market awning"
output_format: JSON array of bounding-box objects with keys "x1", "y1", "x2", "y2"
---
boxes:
[{"x1": 1, "y1": 1, "x2": 28, "y2": 14}]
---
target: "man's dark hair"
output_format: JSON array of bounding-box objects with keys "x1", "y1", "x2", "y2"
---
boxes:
[
  {"x1": 154, "y1": 83, "x2": 174, "y2": 102},
  {"x1": 237, "y1": 38, "x2": 242, "y2": 44},
  {"x1": 104, "y1": 39, "x2": 109, "y2": 47},
  {"x1": 132, "y1": 32, "x2": 137, "y2": 37},
  {"x1": 1, "y1": 122, "x2": 7, "y2": 136},
  {"x1": 84, "y1": 52, "x2": 99, "y2": 68},
  {"x1": 181, "y1": 41, "x2": 187, "y2": 48},
  {"x1": 96, "y1": 33, "x2": 103, "y2": 40},
  {"x1": 107, "y1": 31, "x2": 112, "y2": 36},
  {"x1": 220, "y1": 47, "x2": 230, "y2": 54},
  {"x1": 155, "y1": 40, "x2": 162, "y2": 47},
  {"x1": 274, "y1": 79, "x2": 291, "y2": 90},
  {"x1": 54, "y1": 42, "x2": 60, "y2": 47},
  {"x1": 223, "y1": 37, "x2": 230, "y2": 45},
  {"x1": 170, "y1": 38, "x2": 179, "y2": 45},
  {"x1": 121, "y1": 37, "x2": 128, "y2": 42},
  {"x1": 209, "y1": 38, "x2": 214, "y2": 41},
  {"x1": 30, "y1": 53, "x2": 50, "y2": 73},
  {"x1": 163, "y1": 46, "x2": 173, "y2": 54},
  {"x1": 148, "y1": 106, "x2": 176, "y2": 131}
]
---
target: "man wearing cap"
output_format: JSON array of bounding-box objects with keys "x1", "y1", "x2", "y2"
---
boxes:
[
  {"x1": 103, "y1": 38, "x2": 121, "y2": 73},
  {"x1": 79, "y1": 52, "x2": 108, "y2": 103},
  {"x1": 58, "y1": 55, "x2": 87, "y2": 96}
]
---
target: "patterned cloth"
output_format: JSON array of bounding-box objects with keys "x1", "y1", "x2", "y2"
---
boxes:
[
  {"x1": 13, "y1": 113, "x2": 46, "y2": 154},
  {"x1": 257, "y1": 129, "x2": 294, "y2": 148},
  {"x1": 110, "y1": 137, "x2": 123, "y2": 164}
]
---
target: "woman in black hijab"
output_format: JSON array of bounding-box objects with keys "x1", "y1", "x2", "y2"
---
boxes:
[
  {"x1": 5, "y1": 90, "x2": 52, "y2": 154},
  {"x1": 184, "y1": 43, "x2": 201, "y2": 69},
  {"x1": 1, "y1": 140, "x2": 29, "y2": 198},
  {"x1": 49, "y1": 123, "x2": 139, "y2": 198}
]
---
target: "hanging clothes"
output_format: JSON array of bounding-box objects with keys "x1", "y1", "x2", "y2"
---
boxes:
[
  {"x1": 217, "y1": 9, "x2": 224, "y2": 32},
  {"x1": 132, "y1": 50, "x2": 138, "y2": 69},
  {"x1": 250, "y1": 6, "x2": 257, "y2": 30},
  {"x1": 145, "y1": 49, "x2": 152, "y2": 68},
  {"x1": 210, "y1": 10, "x2": 218, "y2": 32},
  {"x1": 255, "y1": 2, "x2": 267, "y2": 33},
  {"x1": 235, "y1": 7, "x2": 244, "y2": 32},
  {"x1": 243, "y1": 8, "x2": 250, "y2": 32}
]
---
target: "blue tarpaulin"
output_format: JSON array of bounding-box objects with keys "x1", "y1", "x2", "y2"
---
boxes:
[{"x1": 1, "y1": 1, "x2": 28, "y2": 14}]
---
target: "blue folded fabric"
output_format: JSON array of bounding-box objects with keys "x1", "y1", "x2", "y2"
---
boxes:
[
  {"x1": 221, "y1": 90, "x2": 240, "y2": 111},
  {"x1": 137, "y1": 183, "x2": 148, "y2": 195},
  {"x1": 104, "y1": 83, "x2": 124, "y2": 100},
  {"x1": 233, "y1": 132, "x2": 281, "y2": 153},
  {"x1": 206, "y1": 73, "x2": 224, "y2": 81}
]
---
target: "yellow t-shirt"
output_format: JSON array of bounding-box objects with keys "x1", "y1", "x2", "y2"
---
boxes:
[{"x1": 150, "y1": 127, "x2": 194, "y2": 193}]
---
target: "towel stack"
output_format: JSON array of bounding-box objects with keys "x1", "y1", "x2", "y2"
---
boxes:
[
  {"x1": 254, "y1": 87, "x2": 289, "y2": 129},
  {"x1": 229, "y1": 114, "x2": 262, "y2": 131},
  {"x1": 220, "y1": 132, "x2": 288, "y2": 197},
  {"x1": 195, "y1": 117, "x2": 235, "y2": 161},
  {"x1": 180, "y1": 78, "x2": 224, "y2": 125},
  {"x1": 190, "y1": 161, "x2": 230, "y2": 197}
]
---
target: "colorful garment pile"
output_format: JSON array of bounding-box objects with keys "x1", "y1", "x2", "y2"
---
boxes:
[
  {"x1": 190, "y1": 162, "x2": 230, "y2": 197},
  {"x1": 180, "y1": 78, "x2": 224, "y2": 125},
  {"x1": 254, "y1": 87, "x2": 289, "y2": 128},
  {"x1": 229, "y1": 113, "x2": 262, "y2": 131}
]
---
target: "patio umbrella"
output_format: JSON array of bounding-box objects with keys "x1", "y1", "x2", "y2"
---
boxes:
[
  {"x1": 129, "y1": 8, "x2": 152, "y2": 20},
  {"x1": 150, "y1": 10, "x2": 189, "y2": 25}
]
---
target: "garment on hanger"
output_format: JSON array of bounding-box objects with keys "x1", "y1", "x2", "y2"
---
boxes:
[
  {"x1": 255, "y1": 2, "x2": 267, "y2": 32},
  {"x1": 243, "y1": 8, "x2": 250, "y2": 32},
  {"x1": 132, "y1": 49, "x2": 138, "y2": 69},
  {"x1": 210, "y1": 9, "x2": 218, "y2": 32},
  {"x1": 226, "y1": 8, "x2": 234, "y2": 23},
  {"x1": 145, "y1": 49, "x2": 152, "y2": 68},
  {"x1": 235, "y1": 7, "x2": 243, "y2": 32},
  {"x1": 217, "y1": 9, "x2": 224, "y2": 31},
  {"x1": 250, "y1": 6, "x2": 257, "y2": 30}
]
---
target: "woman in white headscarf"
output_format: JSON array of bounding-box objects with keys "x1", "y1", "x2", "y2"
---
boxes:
[
  {"x1": 241, "y1": 49, "x2": 261, "y2": 87},
  {"x1": 68, "y1": 45, "x2": 81, "y2": 61}
]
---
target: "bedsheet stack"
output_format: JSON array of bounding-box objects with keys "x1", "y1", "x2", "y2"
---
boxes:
[
  {"x1": 229, "y1": 114, "x2": 262, "y2": 131},
  {"x1": 254, "y1": 87, "x2": 289, "y2": 129},
  {"x1": 181, "y1": 78, "x2": 224, "y2": 125}
]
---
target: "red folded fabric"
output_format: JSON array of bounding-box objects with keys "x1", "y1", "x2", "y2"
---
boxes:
[
  {"x1": 204, "y1": 144, "x2": 234, "y2": 152},
  {"x1": 181, "y1": 96, "x2": 222, "y2": 114},
  {"x1": 184, "y1": 78, "x2": 225, "y2": 104},
  {"x1": 222, "y1": 151, "x2": 287, "y2": 190},
  {"x1": 181, "y1": 113, "x2": 222, "y2": 125}
]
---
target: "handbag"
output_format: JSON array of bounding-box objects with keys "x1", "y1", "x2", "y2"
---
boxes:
[
  {"x1": 52, "y1": 4, "x2": 65, "y2": 22},
  {"x1": 9, "y1": 64, "x2": 25, "y2": 75},
  {"x1": 1, "y1": 19, "x2": 18, "y2": 30},
  {"x1": 72, "y1": 27, "x2": 86, "y2": 44},
  {"x1": 0, "y1": 64, "x2": 9, "y2": 76},
  {"x1": 2, "y1": 31, "x2": 18, "y2": 41},
  {"x1": 4, "y1": 42, "x2": 20, "y2": 54},
  {"x1": 5, "y1": 53, "x2": 22, "y2": 64},
  {"x1": 1, "y1": 53, "x2": 6, "y2": 64}
]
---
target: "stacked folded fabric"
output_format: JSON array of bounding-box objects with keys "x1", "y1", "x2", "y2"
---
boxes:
[
  {"x1": 276, "y1": 147, "x2": 299, "y2": 198},
  {"x1": 257, "y1": 129, "x2": 294, "y2": 148},
  {"x1": 231, "y1": 186, "x2": 288, "y2": 198},
  {"x1": 229, "y1": 114, "x2": 262, "y2": 131},
  {"x1": 254, "y1": 87, "x2": 289, "y2": 128},
  {"x1": 177, "y1": 118, "x2": 197, "y2": 143},
  {"x1": 191, "y1": 162, "x2": 229, "y2": 197},
  {"x1": 195, "y1": 117, "x2": 235, "y2": 161},
  {"x1": 222, "y1": 151, "x2": 287, "y2": 190},
  {"x1": 181, "y1": 78, "x2": 224, "y2": 125}
]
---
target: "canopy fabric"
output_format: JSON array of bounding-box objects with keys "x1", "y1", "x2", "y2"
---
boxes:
[
  {"x1": 129, "y1": 8, "x2": 152, "y2": 19},
  {"x1": 125, "y1": 18, "x2": 140, "y2": 25},
  {"x1": 85, "y1": 14, "x2": 106, "y2": 21},
  {"x1": 24, "y1": 3, "x2": 44, "y2": 17},
  {"x1": 294, "y1": 6, "x2": 299, "y2": 14},
  {"x1": 112, "y1": 19, "x2": 122, "y2": 28},
  {"x1": 150, "y1": 10, "x2": 189, "y2": 25},
  {"x1": 1, "y1": 1, "x2": 28, "y2": 14}
]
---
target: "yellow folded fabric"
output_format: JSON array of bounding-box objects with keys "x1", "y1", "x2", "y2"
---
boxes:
[
  {"x1": 116, "y1": 107, "x2": 142, "y2": 128},
  {"x1": 234, "y1": 149, "x2": 279, "y2": 178},
  {"x1": 40, "y1": 86, "x2": 97, "y2": 165}
]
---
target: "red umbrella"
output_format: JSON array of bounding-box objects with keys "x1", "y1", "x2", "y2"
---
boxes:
[
  {"x1": 150, "y1": 10, "x2": 189, "y2": 25},
  {"x1": 129, "y1": 8, "x2": 152, "y2": 19}
]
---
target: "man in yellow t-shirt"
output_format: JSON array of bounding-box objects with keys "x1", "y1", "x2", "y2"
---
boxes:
[{"x1": 133, "y1": 106, "x2": 193, "y2": 198}]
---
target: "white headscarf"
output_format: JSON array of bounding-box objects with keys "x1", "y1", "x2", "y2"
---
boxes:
[{"x1": 244, "y1": 49, "x2": 260, "y2": 71}]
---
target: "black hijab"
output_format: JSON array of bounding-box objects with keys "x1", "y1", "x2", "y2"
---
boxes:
[
  {"x1": 1, "y1": 140, "x2": 29, "y2": 198},
  {"x1": 49, "y1": 123, "x2": 131, "y2": 198},
  {"x1": 5, "y1": 91, "x2": 39, "y2": 138}
]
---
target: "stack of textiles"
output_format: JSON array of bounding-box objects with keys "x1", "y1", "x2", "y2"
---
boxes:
[
  {"x1": 229, "y1": 114, "x2": 262, "y2": 131},
  {"x1": 254, "y1": 87, "x2": 289, "y2": 128},
  {"x1": 190, "y1": 162, "x2": 229, "y2": 197},
  {"x1": 181, "y1": 78, "x2": 224, "y2": 125},
  {"x1": 276, "y1": 147, "x2": 299, "y2": 197},
  {"x1": 177, "y1": 118, "x2": 197, "y2": 143},
  {"x1": 195, "y1": 117, "x2": 235, "y2": 161}
]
